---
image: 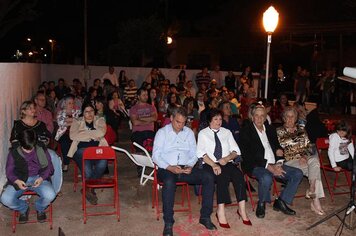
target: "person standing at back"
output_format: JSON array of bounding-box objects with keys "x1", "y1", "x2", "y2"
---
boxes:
[{"x1": 102, "y1": 66, "x2": 119, "y2": 88}]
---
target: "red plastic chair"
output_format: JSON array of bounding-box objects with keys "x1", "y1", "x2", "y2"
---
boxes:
[
  {"x1": 316, "y1": 137, "x2": 351, "y2": 202},
  {"x1": 245, "y1": 173, "x2": 279, "y2": 211},
  {"x1": 152, "y1": 165, "x2": 192, "y2": 221},
  {"x1": 12, "y1": 190, "x2": 53, "y2": 233},
  {"x1": 81, "y1": 146, "x2": 120, "y2": 223}
]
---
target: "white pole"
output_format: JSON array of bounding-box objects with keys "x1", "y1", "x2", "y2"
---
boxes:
[{"x1": 264, "y1": 34, "x2": 272, "y2": 99}]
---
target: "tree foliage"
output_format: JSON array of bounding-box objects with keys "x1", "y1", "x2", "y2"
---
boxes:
[{"x1": 107, "y1": 16, "x2": 166, "y2": 66}]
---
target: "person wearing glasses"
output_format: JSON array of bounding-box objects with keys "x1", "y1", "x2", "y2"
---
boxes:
[{"x1": 67, "y1": 103, "x2": 108, "y2": 205}]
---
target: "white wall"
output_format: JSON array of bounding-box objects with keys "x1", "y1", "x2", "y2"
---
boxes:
[
  {"x1": 0, "y1": 63, "x2": 42, "y2": 191},
  {"x1": 40, "y1": 64, "x2": 204, "y2": 87}
]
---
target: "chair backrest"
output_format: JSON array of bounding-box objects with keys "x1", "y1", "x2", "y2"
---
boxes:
[
  {"x1": 316, "y1": 137, "x2": 329, "y2": 150},
  {"x1": 82, "y1": 146, "x2": 116, "y2": 160}
]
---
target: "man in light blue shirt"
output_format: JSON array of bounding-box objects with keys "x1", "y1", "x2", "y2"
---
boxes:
[{"x1": 153, "y1": 106, "x2": 216, "y2": 236}]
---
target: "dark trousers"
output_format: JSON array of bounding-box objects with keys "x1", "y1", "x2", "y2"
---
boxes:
[
  {"x1": 59, "y1": 133, "x2": 72, "y2": 165},
  {"x1": 211, "y1": 162, "x2": 247, "y2": 204},
  {"x1": 252, "y1": 165, "x2": 303, "y2": 205},
  {"x1": 131, "y1": 130, "x2": 155, "y2": 152},
  {"x1": 157, "y1": 165, "x2": 214, "y2": 224},
  {"x1": 336, "y1": 156, "x2": 353, "y2": 171}
]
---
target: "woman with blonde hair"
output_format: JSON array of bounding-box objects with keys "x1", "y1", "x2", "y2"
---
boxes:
[{"x1": 10, "y1": 100, "x2": 51, "y2": 147}]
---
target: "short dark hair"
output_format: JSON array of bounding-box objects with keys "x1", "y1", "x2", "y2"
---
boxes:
[
  {"x1": 81, "y1": 102, "x2": 96, "y2": 115},
  {"x1": 335, "y1": 120, "x2": 352, "y2": 140},
  {"x1": 19, "y1": 129, "x2": 37, "y2": 150},
  {"x1": 207, "y1": 108, "x2": 223, "y2": 123},
  {"x1": 137, "y1": 88, "x2": 147, "y2": 96},
  {"x1": 170, "y1": 106, "x2": 187, "y2": 118}
]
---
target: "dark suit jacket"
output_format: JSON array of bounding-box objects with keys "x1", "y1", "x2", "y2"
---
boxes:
[{"x1": 239, "y1": 120, "x2": 284, "y2": 174}]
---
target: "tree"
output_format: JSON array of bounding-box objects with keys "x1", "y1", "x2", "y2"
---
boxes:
[
  {"x1": 0, "y1": 0, "x2": 39, "y2": 39},
  {"x1": 108, "y1": 16, "x2": 166, "y2": 66}
]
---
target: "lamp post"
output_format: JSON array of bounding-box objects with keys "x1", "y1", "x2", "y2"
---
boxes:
[
  {"x1": 49, "y1": 39, "x2": 55, "y2": 63},
  {"x1": 263, "y1": 6, "x2": 279, "y2": 99}
]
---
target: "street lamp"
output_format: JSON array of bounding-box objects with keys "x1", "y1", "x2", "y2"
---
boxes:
[
  {"x1": 49, "y1": 39, "x2": 55, "y2": 63},
  {"x1": 263, "y1": 6, "x2": 279, "y2": 99},
  {"x1": 167, "y1": 36, "x2": 173, "y2": 45}
]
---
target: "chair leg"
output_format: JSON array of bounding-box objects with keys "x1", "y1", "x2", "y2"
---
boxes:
[
  {"x1": 245, "y1": 175, "x2": 255, "y2": 211},
  {"x1": 83, "y1": 184, "x2": 87, "y2": 224},
  {"x1": 155, "y1": 183, "x2": 160, "y2": 220},
  {"x1": 12, "y1": 210, "x2": 17, "y2": 233},
  {"x1": 345, "y1": 171, "x2": 352, "y2": 188},
  {"x1": 115, "y1": 183, "x2": 120, "y2": 222},
  {"x1": 151, "y1": 183, "x2": 155, "y2": 209},
  {"x1": 272, "y1": 178, "x2": 279, "y2": 197},
  {"x1": 73, "y1": 161, "x2": 78, "y2": 192},
  {"x1": 49, "y1": 203, "x2": 53, "y2": 229},
  {"x1": 321, "y1": 168, "x2": 333, "y2": 202},
  {"x1": 186, "y1": 184, "x2": 192, "y2": 222}
]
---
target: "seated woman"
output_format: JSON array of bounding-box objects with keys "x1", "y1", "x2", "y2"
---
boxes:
[
  {"x1": 67, "y1": 103, "x2": 109, "y2": 205},
  {"x1": 276, "y1": 106, "x2": 325, "y2": 215},
  {"x1": 219, "y1": 101, "x2": 240, "y2": 143},
  {"x1": 197, "y1": 108, "x2": 251, "y2": 228},
  {"x1": 108, "y1": 91, "x2": 128, "y2": 119},
  {"x1": 1, "y1": 129, "x2": 56, "y2": 223},
  {"x1": 10, "y1": 100, "x2": 51, "y2": 147},
  {"x1": 55, "y1": 94, "x2": 81, "y2": 172}
]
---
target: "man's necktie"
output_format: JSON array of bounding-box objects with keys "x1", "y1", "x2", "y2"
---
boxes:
[{"x1": 213, "y1": 130, "x2": 222, "y2": 160}]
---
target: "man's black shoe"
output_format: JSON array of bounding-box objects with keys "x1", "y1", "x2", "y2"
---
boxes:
[
  {"x1": 273, "y1": 198, "x2": 296, "y2": 215},
  {"x1": 256, "y1": 201, "x2": 265, "y2": 218},
  {"x1": 37, "y1": 211, "x2": 47, "y2": 223},
  {"x1": 19, "y1": 207, "x2": 30, "y2": 223},
  {"x1": 163, "y1": 223, "x2": 173, "y2": 236},
  {"x1": 199, "y1": 218, "x2": 217, "y2": 230}
]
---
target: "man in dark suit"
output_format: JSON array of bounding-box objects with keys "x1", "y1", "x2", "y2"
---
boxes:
[{"x1": 239, "y1": 104, "x2": 303, "y2": 218}]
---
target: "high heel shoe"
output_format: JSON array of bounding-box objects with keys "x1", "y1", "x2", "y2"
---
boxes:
[
  {"x1": 311, "y1": 202, "x2": 325, "y2": 216},
  {"x1": 305, "y1": 189, "x2": 316, "y2": 199},
  {"x1": 215, "y1": 213, "x2": 230, "y2": 228},
  {"x1": 237, "y1": 210, "x2": 252, "y2": 226}
]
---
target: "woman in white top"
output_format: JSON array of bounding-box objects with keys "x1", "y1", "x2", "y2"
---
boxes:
[
  {"x1": 328, "y1": 120, "x2": 354, "y2": 171},
  {"x1": 197, "y1": 108, "x2": 251, "y2": 228}
]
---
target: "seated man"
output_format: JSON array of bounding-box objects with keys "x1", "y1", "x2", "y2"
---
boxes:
[
  {"x1": 153, "y1": 106, "x2": 216, "y2": 236},
  {"x1": 239, "y1": 104, "x2": 303, "y2": 219},
  {"x1": 1, "y1": 129, "x2": 56, "y2": 223}
]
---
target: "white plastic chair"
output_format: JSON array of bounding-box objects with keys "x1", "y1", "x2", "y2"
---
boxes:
[{"x1": 112, "y1": 142, "x2": 154, "y2": 186}]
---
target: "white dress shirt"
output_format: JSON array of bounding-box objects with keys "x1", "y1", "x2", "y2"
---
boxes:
[
  {"x1": 197, "y1": 127, "x2": 241, "y2": 162},
  {"x1": 254, "y1": 124, "x2": 276, "y2": 168}
]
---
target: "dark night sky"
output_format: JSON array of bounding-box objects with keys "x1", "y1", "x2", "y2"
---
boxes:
[{"x1": 1, "y1": 0, "x2": 355, "y2": 65}]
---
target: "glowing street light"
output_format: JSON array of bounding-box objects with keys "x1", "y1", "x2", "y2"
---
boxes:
[
  {"x1": 262, "y1": 6, "x2": 279, "y2": 99},
  {"x1": 167, "y1": 36, "x2": 173, "y2": 45},
  {"x1": 49, "y1": 39, "x2": 56, "y2": 63}
]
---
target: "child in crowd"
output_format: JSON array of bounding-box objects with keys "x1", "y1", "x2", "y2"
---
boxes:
[{"x1": 328, "y1": 120, "x2": 355, "y2": 171}]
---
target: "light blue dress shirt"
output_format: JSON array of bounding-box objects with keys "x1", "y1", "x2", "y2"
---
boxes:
[{"x1": 152, "y1": 124, "x2": 197, "y2": 169}]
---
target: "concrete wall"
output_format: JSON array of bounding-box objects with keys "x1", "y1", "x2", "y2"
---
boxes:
[{"x1": 0, "y1": 63, "x2": 42, "y2": 191}]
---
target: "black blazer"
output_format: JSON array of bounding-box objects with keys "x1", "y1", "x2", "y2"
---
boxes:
[{"x1": 239, "y1": 120, "x2": 284, "y2": 174}]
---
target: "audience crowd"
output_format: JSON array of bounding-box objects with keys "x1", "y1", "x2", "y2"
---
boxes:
[{"x1": 1, "y1": 65, "x2": 355, "y2": 236}]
